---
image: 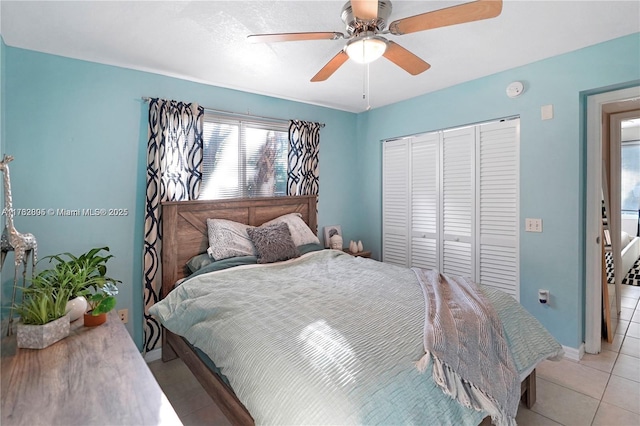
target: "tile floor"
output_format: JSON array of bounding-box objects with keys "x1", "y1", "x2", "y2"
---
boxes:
[{"x1": 148, "y1": 284, "x2": 640, "y2": 425}]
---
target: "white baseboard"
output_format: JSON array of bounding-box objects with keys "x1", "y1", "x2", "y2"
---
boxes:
[
  {"x1": 562, "y1": 343, "x2": 585, "y2": 361},
  {"x1": 143, "y1": 348, "x2": 162, "y2": 363}
]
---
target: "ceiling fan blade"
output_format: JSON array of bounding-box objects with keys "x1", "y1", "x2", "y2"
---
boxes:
[
  {"x1": 311, "y1": 51, "x2": 349, "y2": 82},
  {"x1": 383, "y1": 41, "x2": 431, "y2": 75},
  {"x1": 389, "y1": 0, "x2": 502, "y2": 36},
  {"x1": 351, "y1": 0, "x2": 379, "y2": 21},
  {"x1": 247, "y1": 32, "x2": 344, "y2": 43}
]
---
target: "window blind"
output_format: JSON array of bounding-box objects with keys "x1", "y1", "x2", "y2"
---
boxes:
[{"x1": 199, "y1": 112, "x2": 289, "y2": 200}]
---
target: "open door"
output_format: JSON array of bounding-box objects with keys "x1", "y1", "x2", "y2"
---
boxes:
[
  {"x1": 586, "y1": 86, "x2": 640, "y2": 354},
  {"x1": 600, "y1": 198, "x2": 613, "y2": 343}
]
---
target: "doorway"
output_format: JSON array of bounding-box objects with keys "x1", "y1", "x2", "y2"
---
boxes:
[{"x1": 586, "y1": 86, "x2": 640, "y2": 354}]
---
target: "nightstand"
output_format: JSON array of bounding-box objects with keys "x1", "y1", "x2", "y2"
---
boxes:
[{"x1": 343, "y1": 249, "x2": 372, "y2": 258}]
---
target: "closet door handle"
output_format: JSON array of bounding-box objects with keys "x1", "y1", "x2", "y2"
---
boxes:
[{"x1": 596, "y1": 236, "x2": 600, "y2": 245}]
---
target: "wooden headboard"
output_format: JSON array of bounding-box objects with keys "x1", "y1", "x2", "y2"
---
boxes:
[{"x1": 161, "y1": 195, "x2": 317, "y2": 298}]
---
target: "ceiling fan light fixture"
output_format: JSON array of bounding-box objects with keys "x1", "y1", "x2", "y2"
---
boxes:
[{"x1": 345, "y1": 35, "x2": 388, "y2": 64}]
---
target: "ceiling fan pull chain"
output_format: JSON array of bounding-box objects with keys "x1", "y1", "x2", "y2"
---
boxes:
[
  {"x1": 362, "y1": 63, "x2": 372, "y2": 111},
  {"x1": 367, "y1": 63, "x2": 371, "y2": 111},
  {"x1": 362, "y1": 63, "x2": 372, "y2": 110},
  {"x1": 362, "y1": 63, "x2": 367, "y2": 102}
]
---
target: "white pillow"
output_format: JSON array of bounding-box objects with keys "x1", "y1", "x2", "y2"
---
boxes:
[
  {"x1": 262, "y1": 213, "x2": 320, "y2": 247},
  {"x1": 621, "y1": 231, "x2": 631, "y2": 247},
  {"x1": 206, "y1": 218, "x2": 256, "y2": 260}
]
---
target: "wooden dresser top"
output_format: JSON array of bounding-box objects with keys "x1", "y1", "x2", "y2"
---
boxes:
[{"x1": 1, "y1": 311, "x2": 181, "y2": 426}]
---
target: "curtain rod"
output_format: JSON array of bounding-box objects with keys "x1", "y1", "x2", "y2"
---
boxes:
[{"x1": 141, "y1": 97, "x2": 325, "y2": 128}]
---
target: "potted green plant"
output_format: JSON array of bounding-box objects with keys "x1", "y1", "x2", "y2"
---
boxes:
[
  {"x1": 84, "y1": 282, "x2": 119, "y2": 327},
  {"x1": 35, "y1": 247, "x2": 121, "y2": 322},
  {"x1": 14, "y1": 285, "x2": 72, "y2": 349},
  {"x1": 28, "y1": 260, "x2": 86, "y2": 321}
]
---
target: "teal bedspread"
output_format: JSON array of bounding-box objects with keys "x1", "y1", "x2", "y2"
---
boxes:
[{"x1": 150, "y1": 250, "x2": 563, "y2": 425}]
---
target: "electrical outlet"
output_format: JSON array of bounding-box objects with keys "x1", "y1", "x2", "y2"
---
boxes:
[
  {"x1": 538, "y1": 289, "x2": 550, "y2": 304},
  {"x1": 118, "y1": 309, "x2": 128, "y2": 324}
]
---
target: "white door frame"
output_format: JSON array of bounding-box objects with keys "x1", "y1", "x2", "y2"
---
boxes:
[{"x1": 585, "y1": 86, "x2": 640, "y2": 354}]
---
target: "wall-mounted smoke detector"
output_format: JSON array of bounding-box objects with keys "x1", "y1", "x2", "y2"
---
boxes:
[{"x1": 506, "y1": 81, "x2": 524, "y2": 98}]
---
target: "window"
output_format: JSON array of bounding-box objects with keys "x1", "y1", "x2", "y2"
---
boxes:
[
  {"x1": 198, "y1": 113, "x2": 289, "y2": 200},
  {"x1": 621, "y1": 140, "x2": 640, "y2": 213}
]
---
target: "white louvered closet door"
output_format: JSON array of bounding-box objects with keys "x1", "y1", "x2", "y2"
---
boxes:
[
  {"x1": 410, "y1": 134, "x2": 439, "y2": 269},
  {"x1": 441, "y1": 127, "x2": 475, "y2": 279},
  {"x1": 477, "y1": 120, "x2": 520, "y2": 298},
  {"x1": 382, "y1": 118, "x2": 519, "y2": 298},
  {"x1": 382, "y1": 140, "x2": 410, "y2": 266}
]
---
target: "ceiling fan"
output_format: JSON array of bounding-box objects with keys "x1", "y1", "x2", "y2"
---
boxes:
[{"x1": 247, "y1": 0, "x2": 503, "y2": 82}]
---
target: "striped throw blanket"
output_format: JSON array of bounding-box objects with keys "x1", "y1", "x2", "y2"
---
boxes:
[{"x1": 412, "y1": 268, "x2": 519, "y2": 426}]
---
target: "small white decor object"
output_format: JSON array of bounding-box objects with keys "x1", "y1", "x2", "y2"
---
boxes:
[
  {"x1": 349, "y1": 240, "x2": 357, "y2": 253},
  {"x1": 66, "y1": 296, "x2": 88, "y2": 322},
  {"x1": 329, "y1": 234, "x2": 343, "y2": 250},
  {"x1": 323, "y1": 225, "x2": 343, "y2": 248},
  {"x1": 357, "y1": 240, "x2": 363, "y2": 252},
  {"x1": 17, "y1": 314, "x2": 70, "y2": 349}
]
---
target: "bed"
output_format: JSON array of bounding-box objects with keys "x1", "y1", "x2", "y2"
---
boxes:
[
  {"x1": 152, "y1": 195, "x2": 563, "y2": 425},
  {"x1": 621, "y1": 232, "x2": 640, "y2": 282}
]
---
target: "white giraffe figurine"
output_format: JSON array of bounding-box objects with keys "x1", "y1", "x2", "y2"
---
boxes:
[{"x1": 0, "y1": 155, "x2": 38, "y2": 335}]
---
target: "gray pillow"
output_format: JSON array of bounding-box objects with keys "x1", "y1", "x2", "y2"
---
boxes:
[
  {"x1": 207, "y1": 218, "x2": 257, "y2": 260},
  {"x1": 247, "y1": 222, "x2": 300, "y2": 264}
]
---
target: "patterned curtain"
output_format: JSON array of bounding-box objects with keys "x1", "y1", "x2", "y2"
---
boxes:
[
  {"x1": 287, "y1": 120, "x2": 320, "y2": 196},
  {"x1": 144, "y1": 98, "x2": 204, "y2": 352}
]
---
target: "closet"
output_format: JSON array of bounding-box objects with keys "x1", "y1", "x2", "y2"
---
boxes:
[{"x1": 382, "y1": 118, "x2": 520, "y2": 298}]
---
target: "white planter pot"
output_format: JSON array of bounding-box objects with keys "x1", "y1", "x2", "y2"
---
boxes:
[
  {"x1": 66, "y1": 296, "x2": 88, "y2": 322},
  {"x1": 17, "y1": 314, "x2": 70, "y2": 349}
]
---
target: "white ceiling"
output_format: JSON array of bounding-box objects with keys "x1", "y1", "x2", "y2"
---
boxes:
[{"x1": 1, "y1": 1, "x2": 639, "y2": 113}]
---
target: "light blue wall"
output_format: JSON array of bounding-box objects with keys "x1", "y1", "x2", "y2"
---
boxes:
[
  {"x1": 355, "y1": 33, "x2": 640, "y2": 348},
  {"x1": 3, "y1": 32, "x2": 639, "y2": 351},
  {"x1": 2, "y1": 47, "x2": 358, "y2": 348}
]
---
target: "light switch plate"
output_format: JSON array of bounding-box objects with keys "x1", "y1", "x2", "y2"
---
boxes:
[
  {"x1": 525, "y1": 218, "x2": 543, "y2": 232},
  {"x1": 541, "y1": 104, "x2": 554, "y2": 120}
]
